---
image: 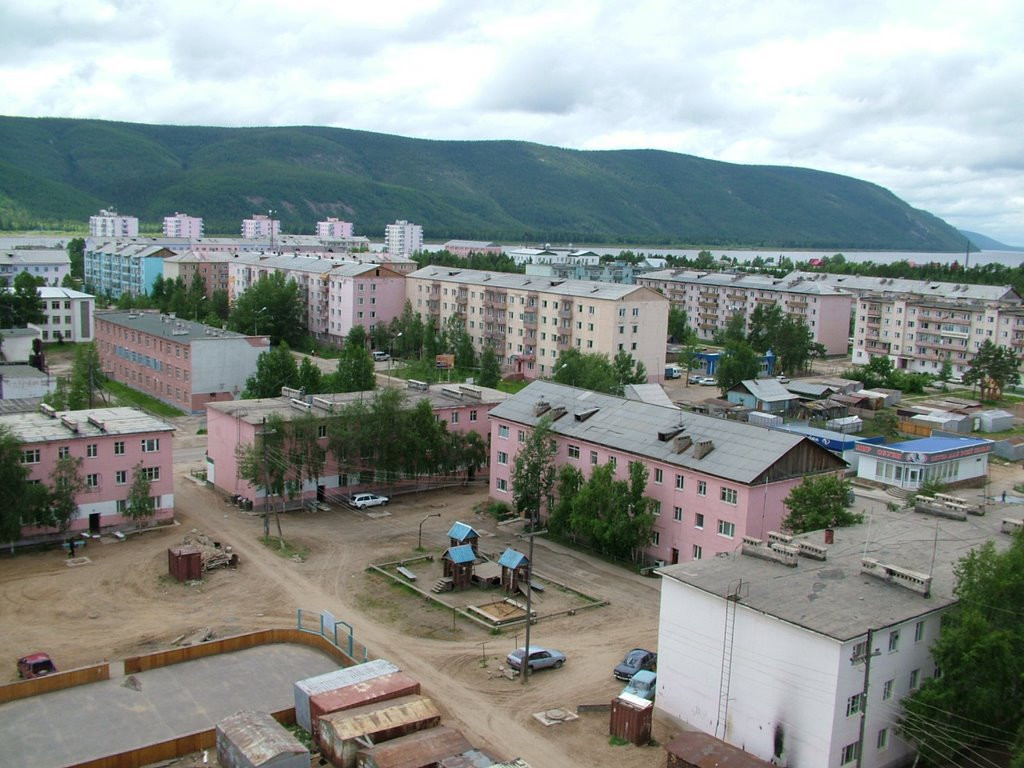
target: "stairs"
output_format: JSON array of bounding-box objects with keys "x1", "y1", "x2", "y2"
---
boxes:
[
  {"x1": 885, "y1": 486, "x2": 914, "y2": 500},
  {"x1": 431, "y1": 577, "x2": 453, "y2": 593}
]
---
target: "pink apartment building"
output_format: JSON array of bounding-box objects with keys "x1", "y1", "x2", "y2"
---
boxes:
[
  {"x1": 317, "y1": 218, "x2": 354, "y2": 239},
  {"x1": 95, "y1": 311, "x2": 270, "y2": 413},
  {"x1": 2, "y1": 404, "x2": 175, "y2": 540},
  {"x1": 242, "y1": 214, "x2": 281, "y2": 239},
  {"x1": 487, "y1": 381, "x2": 845, "y2": 565},
  {"x1": 163, "y1": 212, "x2": 204, "y2": 239},
  {"x1": 206, "y1": 382, "x2": 506, "y2": 505}
]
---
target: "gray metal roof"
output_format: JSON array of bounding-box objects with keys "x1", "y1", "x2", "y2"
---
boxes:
[
  {"x1": 0, "y1": 406, "x2": 174, "y2": 442},
  {"x1": 734, "y1": 379, "x2": 799, "y2": 403},
  {"x1": 407, "y1": 266, "x2": 663, "y2": 302},
  {"x1": 0, "y1": 249, "x2": 70, "y2": 265},
  {"x1": 622, "y1": 383, "x2": 678, "y2": 408},
  {"x1": 787, "y1": 270, "x2": 1021, "y2": 302},
  {"x1": 659, "y1": 506, "x2": 1008, "y2": 641},
  {"x1": 0, "y1": 364, "x2": 48, "y2": 379},
  {"x1": 95, "y1": 310, "x2": 251, "y2": 342},
  {"x1": 488, "y1": 381, "x2": 821, "y2": 484},
  {"x1": 36, "y1": 286, "x2": 94, "y2": 300},
  {"x1": 641, "y1": 269, "x2": 850, "y2": 296}
]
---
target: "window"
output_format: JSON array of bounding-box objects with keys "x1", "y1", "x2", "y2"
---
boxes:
[
  {"x1": 608, "y1": 455, "x2": 617, "y2": 468},
  {"x1": 498, "y1": 425, "x2": 509, "y2": 438},
  {"x1": 846, "y1": 693, "x2": 864, "y2": 717},
  {"x1": 882, "y1": 678, "x2": 894, "y2": 700},
  {"x1": 652, "y1": 531, "x2": 660, "y2": 545},
  {"x1": 692, "y1": 545, "x2": 702, "y2": 560},
  {"x1": 840, "y1": 741, "x2": 860, "y2": 765},
  {"x1": 114, "y1": 441, "x2": 125, "y2": 455},
  {"x1": 909, "y1": 669, "x2": 920, "y2": 690},
  {"x1": 450, "y1": 412, "x2": 459, "y2": 424},
  {"x1": 720, "y1": 487, "x2": 737, "y2": 504},
  {"x1": 469, "y1": 410, "x2": 478, "y2": 422},
  {"x1": 86, "y1": 474, "x2": 99, "y2": 488},
  {"x1": 497, "y1": 451, "x2": 508, "y2": 465},
  {"x1": 877, "y1": 728, "x2": 889, "y2": 750},
  {"x1": 717, "y1": 520, "x2": 735, "y2": 538},
  {"x1": 675, "y1": 474, "x2": 685, "y2": 490},
  {"x1": 695, "y1": 513, "x2": 705, "y2": 529},
  {"x1": 141, "y1": 438, "x2": 160, "y2": 453},
  {"x1": 142, "y1": 466, "x2": 160, "y2": 481},
  {"x1": 651, "y1": 501, "x2": 661, "y2": 516},
  {"x1": 318, "y1": 425, "x2": 327, "y2": 438},
  {"x1": 697, "y1": 480, "x2": 707, "y2": 496},
  {"x1": 518, "y1": 430, "x2": 526, "y2": 443},
  {"x1": 496, "y1": 478, "x2": 507, "y2": 492},
  {"x1": 674, "y1": 506, "x2": 683, "y2": 521},
  {"x1": 115, "y1": 470, "x2": 127, "y2": 485},
  {"x1": 914, "y1": 620, "x2": 925, "y2": 642},
  {"x1": 888, "y1": 629, "x2": 900, "y2": 652},
  {"x1": 590, "y1": 450, "x2": 598, "y2": 466},
  {"x1": 654, "y1": 468, "x2": 663, "y2": 484},
  {"x1": 20, "y1": 449, "x2": 40, "y2": 464},
  {"x1": 87, "y1": 443, "x2": 98, "y2": 458},
  {"x1": 58, "y1": 446, "x2": 70, "y2": 459},
  {"x1": 568, "y1": 444, "x2": 580, "y2": 459}
]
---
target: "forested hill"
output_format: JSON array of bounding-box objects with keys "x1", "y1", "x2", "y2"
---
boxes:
[{"x1": 0, "y1": 116, "x2": 966, "y2": 250}]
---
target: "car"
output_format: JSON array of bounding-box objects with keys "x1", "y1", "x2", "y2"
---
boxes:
[
  {"x1": 687, "y1": 374, "x2": 704, "y2": 384},
  {"x1": 372, "y1": 351, "x2": 390, "y2": 361},
  {"x1": 621, "y1": 669, "x2": 657, "y2": 701},
  {"x1": 698, "y1": 376, "x2": 717, "y2": 386},
  {"x1": 776, "y1": 374, "x2": 790, "y2": 384},
  {"x1": 17, "y1": 652, "x2": 56, "y2": 679},
  {"x1": 348, "y1": 493, "x2": 389, "y2": 510},
  {"x1": 613, "y1": 648, "x2": 658, "y2": 681},
  {"x1": 506, "y1": 646, "x2": 566, "y2": 672}
]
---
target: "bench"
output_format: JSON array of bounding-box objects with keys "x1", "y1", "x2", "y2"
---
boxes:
[{"x1": 396, "y1": 566, "x2": 417, "y2": 582}]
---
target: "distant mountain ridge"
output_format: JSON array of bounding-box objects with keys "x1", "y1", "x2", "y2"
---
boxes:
[
  {"x1": 0, "y1": 115, "x2": 967, "y2": 251},
  {"x1": 960, "y1": 230, "x2": 1024, "y2": 252}
]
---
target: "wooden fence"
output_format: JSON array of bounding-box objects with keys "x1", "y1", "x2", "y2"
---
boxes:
[{"x1": 0, "y1": 663, "x2": 109, "y2": 704}]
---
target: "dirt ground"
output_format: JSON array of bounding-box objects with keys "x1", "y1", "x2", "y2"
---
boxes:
[{"x1": 0, "y1": 451, "x2": 676, "y2": 768}]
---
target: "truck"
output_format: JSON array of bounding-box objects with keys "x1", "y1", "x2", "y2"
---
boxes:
[
  {"x1": 620, "y1": 669, "x2": 656, "y2": 701},
  {"x1": 664, "y1": 364, "x2": 682, "y2": 379}
]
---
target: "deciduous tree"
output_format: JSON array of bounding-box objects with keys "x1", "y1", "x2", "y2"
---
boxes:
[
  {"x1": 781, "y1": 474, "x2": 860, "y2": 534},
  {"x1": 124, "y1": 462, "x2": 155, "y2": 525},
  {"x1": 715, "y1": 341, "x2": 760, "y2": 393},
  {"x1": 228, "y1": 272, "x2": 305, "y2": 346},
  {"x1": 243, "y1": 343, "x2": 298, "y2": 398},
  {"x1": 46, "y1": 455, "x2": 86, "y2": 532},
  {"x1": 478, "y1": 346, "x2": 501, "y2": 388},
  {"x1": 511, "y1": 416, "x2": 557, "y2": 526},
  {"x1": 964, "y1": 339, "x2": 1021, "y2": 400}
]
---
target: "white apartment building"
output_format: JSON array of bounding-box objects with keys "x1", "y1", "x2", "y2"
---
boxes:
[
  {"x1": 162, "y1": 212, "x2": 204, "y2": 239},
  {"x1": 384, "y1": 220, "x2": 423, "y2": 258},
  {"x1": 89, "y1": 209, "x2": 139, "y2": 238},
  {"x1": 1, "y1": 249, "x2": 71, "y2": 287},
  {"x1": 637, "y1": 270, "x2": 853, "y2": 355},
  {"x1": 405, "y1": 267, "x2": 669, "y2": 381},
  {"x1": 36, "y1": 286, "x2": 95, "y2": 342},
  {"x1": 852, "y1": 293, "x2": 1024, "y2": 378},
  {"x1": 656, "y1": 508, "x2": 1005, "y2": 767},
  {"x1": 241, "y1": 214, "x2": 281, "y2": 239},
  {"x1": 316, "y1": 218, "x2": 354, "y2": 239}
]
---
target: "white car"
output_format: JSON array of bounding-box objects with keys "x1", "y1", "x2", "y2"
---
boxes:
[
  {"x1": 348, "y1": 493, "x2": 389, "y2": 509},
  {"x1": 699, "y1": 376, "x2": 717, "y2": 386}
]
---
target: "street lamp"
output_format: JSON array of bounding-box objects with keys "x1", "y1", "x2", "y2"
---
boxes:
[
  {"x1": 194, "y1": 295, "x2": 207, "y2": 322},
  {"x1": 268, "y1": 209, "x2": 277, "y2": 253},
  {"x1": 417, "y1": 512, "x2": 441, "y2": 551},
  {"x1": 389, "y1": 332, "x2": 403, "y2": 381},
  {"x1": 254, "y1": 306, "x2": 268, "y2": 336},
  {"x1": 518, "y1": 528, "x2": 546, "y2": 686}
]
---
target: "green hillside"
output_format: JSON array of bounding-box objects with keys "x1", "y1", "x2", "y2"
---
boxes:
[{"x1": 0, "y1": 116, "x2": 967, "y2": 250}]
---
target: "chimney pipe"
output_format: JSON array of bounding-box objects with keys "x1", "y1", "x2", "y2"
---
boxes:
[{"x1": 825, "y1": 528, "x2": 834, "y2": 545}]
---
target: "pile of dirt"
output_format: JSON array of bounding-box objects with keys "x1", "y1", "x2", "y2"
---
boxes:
[{"x1": 179, "y1": 529, "x2": 238, "y2": 571}]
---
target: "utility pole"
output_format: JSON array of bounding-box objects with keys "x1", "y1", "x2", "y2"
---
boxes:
[
  {"x1": 856, "y1": 628, "x2": 880, "y2": 768},
  {"x1": 258, "y1": 416, "x2": 271, "y2": 538},
  {"x1": 520, "y1": 528, "x2": 546, "y2": 686}
]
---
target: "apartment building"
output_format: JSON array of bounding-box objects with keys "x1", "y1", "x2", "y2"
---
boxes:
[
  {"x1": 487, "y1": 381, "x2": 845, "y2": 564},
  {"x1": 317, "y1": 218, "x2": 354, "y2": 239},
  {"x1": 443, "y1": 240, "x2": 503, "y2": 258},
  {"x1": 786, "y1": 271, "x2": 1019, "y2": 304},
  {"x1": 0, "y1": 404, "x2": 175, "y2": 539},
  {"x1": 84, "y1": 241, "x2": 177, "y2": 297},
  {"x1": 852, "y1": 293, "x2": 1024, "y2": 378},
  {"x1": 384, "y1": 220, "x2": 423, "y2": 258},
  {"x1": 95, "y1": 311, "x2": 269, "y2": 413},
  {"x1": 162, "y1": 252, "x2": 231, "y2": 297},
  {"x1": 637, "y1": 270, "x2": 853, "y2": 355},
  {"x1": 1, "y1": 248, "x2": 71, "y2": 287},
  {"x1": 89, "y1": 209, "x2": 139, "y2": 238},
  {"x1": 162, "y1": 212, "x2": 204, "y2": 239},
  {"x1": 227, "y1": 254, "x2": 406, "y2": 343},
  {"x1": 242, "y1": 214, "x2": 281, "y2": 239},
  {"x1": 406, "y1": 267, "x2": 669, "y2": 381},
  {"x1": 656, "y1": 506, "x2": 1000, "y2": 767},
  {"x1": 36, "y1": 286, "x2": 95, "y2": 342}
]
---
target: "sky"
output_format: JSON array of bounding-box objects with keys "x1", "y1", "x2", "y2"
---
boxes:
[{"x1": 2, "y1": 0, "x2": 1023, "y2": 246}]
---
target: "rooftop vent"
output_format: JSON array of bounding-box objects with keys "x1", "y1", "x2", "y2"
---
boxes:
[
  {"x1": 60, "y1": 415, "x2": 79, "y2": 433},
  {"x1": 657, "y1": 426, "x2": 685, "y2": 442},
  {"x1": 458, "y1": 385, "x2": 482, "y2": 400},
  {"x1": 741, "y1": 537, "x2": 798, "y2": 567},
  {"x1": 86, "y1": 415, "x2": 106, "y2": 432},
  {"x1": 289, "y1": 398, "x2": 311, "y2": 412},
  {"x1": 798, "y1": 541, "x2": 828, "y2": 561},
  {"x1": 548, "y1": 406, "x2": 567, "y2": 421},
  {"x1": 38, "y1": 403, "x2": 57, "y2": 418},
  {"x1": 767, "y1": 531, "x2": 792, "y2": 545},
  {"x1": 693, "y1": 438, "x2": 715, "y2": 459},
  {"x1": 1001, "y1": 518, "x2": 1023, "y2": 535},
  {"x1": 408, "y1": 379, "x2": 429, "y2": 391},
  {"x1": 861, "y1": 557, "x2": 932, "y2": 597},
  {"x1": 533, "y1": 400, "x2": 551, "y2": 417},
  {"x1": 311, "y1": 396, "x2": 335, "y2": 413},
  {"x1": 574, "y1": 407, "x2": 599, "y2": 422},
  {"x1": 440, "y1": 386, "x2": 463, "y2": 400},
  {"x1": 280, "y1": 386, "x2": 303, "y2": 399},
  {"x1": 673, "y1": 434, "x2": 693, "y2": 454}
]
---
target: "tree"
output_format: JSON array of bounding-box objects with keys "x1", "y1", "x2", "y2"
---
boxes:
[
  {"x1": 295, "y1": 356, "x2": 323, "y2": 395},
  {"x1": 510, "y1": 416, "x2": 557, "y2": 526},
  {"x1": 124, "y1": 462, "x2": 155, "y2": 525},
  {"x1": 549, "y1": 464, "x2": 584, "y2": 537},
  {"x1": 937, "y1": 355, "x2": 954, "y2": 390},
  {"x1": 900, "y1": 533, "x2": 1024, "y2": 766},
  {"x1": 243, "y1": 343, "x2": 298, "y2": 398},
  {"x1": 716, "y1": 312, "x2": 747, "y2": 346},
  {"x1": 237, "y1": 412, "x2": 288, "y2": 541},
  {"x1": 747, "y1": 304, "x2": 784, "y2": 354},
  {"x1": 774, "y1": 316, "x2": 825, "y2": 375},
  {"x1": 676, "y1": 343, "x2": 703, "y2": 386},
  {"x1": 781, "y1": 474, "x2": 861, "y2": 534},
  {"x1": 667, "y1": 306, "x2": 692, "y2": 344},
  {"x1": 67, "y1": 237, "x2": 85, "y2": 280},
  {"x1": 327, "y1": 327, "x2": 375, "y2": 392},
  {"x1": 0, "y1": 271, "x2": 46, "y2": 327},
  {"x1": 715, "y1": 341, "x2": 760, "y2": 393},
  {"x1": 67, "y1": 343, "x2": 103, "y2": 409},
  {"x1": 552, "y1": 349, "x2": 619, "y2": 395},
  {"x1": 228, "y1": 272, "x2": 305, "y2": 346},
  {"x1": 612, "y1": 350, "x2": 647, "y2": 390},
  {"x1": 869, "y1": 410, "x2": 901, "y2": 438},
  {"x1": 478, "y1": 346, "x2": 501, "y2": 388},
  {"x1": 964, "y1": 339, "x2": 1021, "y2": 400},
  {"x1": 210, "y1": 289, "x2": 230, "y2": 321},
  {"x1": 0, "y1": 426, "x2": 41, "y2": 543},
  {"x1": 46, "y1": 455, "x2": 86, "y2": 532}
]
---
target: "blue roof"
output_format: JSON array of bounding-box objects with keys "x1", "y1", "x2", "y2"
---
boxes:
[
  {"x1": 498, "y1": 548, "x2": 528, "y2": 569},
  {"x1": 886, "y1": 436, "x2": 991, "y2": 453},
  {"x1": 447, "y1": 521, "x2": 478, "y2": 542},
  {"x1": 446, "y1": 544, "x2": 477, "y2": 564}
]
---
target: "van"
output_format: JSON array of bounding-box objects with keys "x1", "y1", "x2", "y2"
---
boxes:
[{"x1": 372, "y1": 351, "x2": 390, "y2": 361}]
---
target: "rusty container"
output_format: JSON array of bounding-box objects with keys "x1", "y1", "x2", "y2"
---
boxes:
[
  {"x1": 609, "y1": 693, "x2": 653, "y2": 746},
  {"x1": 310, "y1": 670, "x2": 420, "y2": 743},
  {"x1": 167, "y1": 546, "x2": 202, "y2": 582},
  {"x1": 319, "y1": 695, "x2": 441, "y2": 768},
  {"x1": 216, "y1": 710, "x2": 309, "y2": 768},
  {"x1": 294, "y1": 659, "x2": 399, "y2": 734},
  {"x1": 356, "y1": 726, "x2": 472, "y2": 768}
]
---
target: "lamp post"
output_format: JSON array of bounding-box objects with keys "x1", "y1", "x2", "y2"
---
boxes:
[
  {"x1": 417, "y1": 512, "x2": 441, "y2": 551},
  {"x1": 268, "y1": 209, "x2": 277, "y2": 253},
  {"x1": 194, "y1": 295, "x2": 207, "y2": 322},
  {"x1": 254, "y1": 306, "x2": 268, "y2": 336},
  {"x1": 389, "y1": 332, "x2": 403, "y2": 381},
  {"x1": 519, "y1": 528, "x2": 546, "y2": 686}
]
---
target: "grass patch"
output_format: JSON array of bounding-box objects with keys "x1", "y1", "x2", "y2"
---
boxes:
[
  {"x1": 609, "y1": 736, "x2": 630, "y2": 747},
  {"x1": 497, "y1": 378, "x2": 531, "y2": 394},
  {"x1": 473, "y1": 499, "x2": 514, "y2": 521},
  {"x1": 100, "y1": 378, "x2": 186, "y2": 418},
  {"x1": 196, "y1": 428, "x2": 207, "y2": 435},
  {"x1": 258, "y1": 536, "x2": 309, "y2": 561}
]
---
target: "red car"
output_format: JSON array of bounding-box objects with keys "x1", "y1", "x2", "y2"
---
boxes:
[{"x1": 17, "y1": 653, "x2": 56, "y2": 679}]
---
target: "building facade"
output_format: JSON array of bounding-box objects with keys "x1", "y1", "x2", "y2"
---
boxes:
[
  {"x1": 95, "y1": 311, "x2": 270, "y2": 412},
  {"x1": 1, "y1": 248, "x2": 71, "y2": 287},
  {"x1": 84, "y1": 241, "x2": 177, "y2": 297},
  {"x1": 384, "y1": 220, "x2": 423, "y2": 258},
  {"x1": 35, "y1": 286, "x2": 95, "y2": 343},
  {"x1": 854, "y1": 435, "x2": 992, "y2": 491},
  {"x1": 443, "y1": 240, "x2": 504, "y2": 258},
  {"x1": 163, "y1": 212, "x2": 204, "y2": 239},
  {"x1": 317, "y1": 218, "x2": 354, "y2": 239},
  {"x1": 89, "y1": 209, "x2": 139, "y2": 238},
  {"x1": 637, "y1": 270, "x2": 853, "y2": 355},
  {"x1": 1, "y1": 405, "x2": 175, "y2": 539},
  {"x1": 405, "y1": 267, "x2": 669, "y2": 381},
  {"x1": 487, "y1": 381, "x2": 845, "y2": 564},
  {"x1": 242, "y1": 214, "x2": 281, "y2": 239}
]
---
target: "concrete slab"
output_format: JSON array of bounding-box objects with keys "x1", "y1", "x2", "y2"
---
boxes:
[{"x1": 0, "y1": 643, "x2": 340, "y2": 768}]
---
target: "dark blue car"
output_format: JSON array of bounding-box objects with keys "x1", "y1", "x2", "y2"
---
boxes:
[{"x1": 613, "y1": 648, "x2": 657, "y2": 681}]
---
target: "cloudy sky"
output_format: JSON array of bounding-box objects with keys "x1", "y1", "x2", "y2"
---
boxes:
[{"x1": 3, "y1": 0, "x2": 1022, "y2": 245}]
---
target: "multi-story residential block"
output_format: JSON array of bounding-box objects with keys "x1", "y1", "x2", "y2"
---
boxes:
[
  {"x1": 1, "y1": 248, "x2": 71, "y2": 287},
  {"x1": 242, "y1": 214, "x2": 281, "y2": 240},
  {"x1": 1, "y1": 404, "x2": 175, "y2": 539},
  {"x1": 89, "y1": 209, "x2": 139, "y2": 238},
  {"x1": 405, "y1": 267, "x2": 669, "y2": 381},
  {"x1": 95, "y1": 311, "x2": 269, "y2": 413},
  {"x1": 786, "y1": 271, "x2": 1019, "y2": 304},
  {"x1": 487, "y1": 381, "x2": 845, "y2": 564},
  {"x1": 317, "y1": 218, "x2": 354, "y2": 239},
  {"x1": 852, "y1": 293, "x2": 1024, "y2": 378},
  {"x1": 84, "y1": 241, "x2": 177, "y2": 297},
  {"x1": 162, "y1": 252, "x2": 231, "y2": 297},
  {"x1": 637, "y1": 270, "x2": 853, "y2": 355},
  {"x1": 656, "y1": 506, "x2": 1002, "y2": 767},
  {"x1": 443, "y1": 240, "x2": 504, "y2": 258},
  {"x1": 384, "y1": 220, "x2": 423, "y2": 258},
  {"x1": 227, "y1": 254, "x2": 407, "y2": 343},
  {"x1": 162, "y1": 212, "x2": 204, "y2": 239},
  {"x1": 206, "y1": 382, "x2": 507, "y2": 505},
  {"x1": 36, "y1": 286, "x2": 95, "y2": 342}
]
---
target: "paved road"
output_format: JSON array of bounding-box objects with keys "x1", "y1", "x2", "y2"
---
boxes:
[{"x1": 0, "y1": 644, "x2": 339, "y2": 768}]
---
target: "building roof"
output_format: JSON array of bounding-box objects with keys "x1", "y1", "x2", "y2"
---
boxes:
[
  {"x1": 36, "y1": 286, "x2": 94, "y2": 300},
  {"x1": 443, "y1": 240, "x2": 498, "y2": 249},
  {"x1": 216, "y1": 710, "x2": 307, "y2": 764},
  {"x1": 886, "y1": 436, "x2": 991, "y2": 453},
  {"x1": 786, "y1": 270, "x2": 1021, "y2": 302},
  {"x1": 407, "y1": 266, "x2": 665, "y2": 302},
  {"x1": 622, "y1": 383, "x2": 677, "y2": 408},
  {"x1": 641, "y1": 269, "x2": 851, "y2": 296},
  {"x1": 0, "y1": 406, "x2": 174, "y2": 442},
  {"x1": 785, "y1": 381, "x2": 836, "y2": 398},
  {"x1": 659, "y1": 506, "x2": 1008, "y2": 641},
  {"x1": 489, "y1": 381, "x2": 840, "y2": 485},
  {"x1": 447, "y1": 521, "x2": 478, "y2": 542},
  {"x1": 95, "y1": 310, "x2": 252, "y2": 342},
  {"x1": 734, "y1": 379, "x2": 798, "y2": 403},
  {"x1": 498, "y1": 548, "x2": 528, "y2": 569},
  {"x1": 445, "y1": 544, "x2": 477, "y2": 564},
  {"x1": 0, "y1": 249, "x2": 70, "y2": 265},
  {"x1": 0, "y1": 364, "x2": 48, "y2": 379},
  {"x1": 664, "y1": 732, "x2": 774, "y2": 767}
]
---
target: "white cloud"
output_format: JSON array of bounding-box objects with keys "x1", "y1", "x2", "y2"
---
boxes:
[{"x1": 0, "y1": 0, "x2": 1022, "y2": 244}]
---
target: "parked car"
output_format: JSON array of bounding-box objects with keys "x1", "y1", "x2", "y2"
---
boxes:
[
  {"x1": 372, "y1": 351, "x2": 390, "y2": 361},
  {"x1": 506, "y1": 646, "x2": 566, "y2": 672},
  {"x1": 698, "y1": 376, "x2": 717, "y2": 386},
  {"x1": 687, "y1": 374, "x2": 704, "y2": 384},
  {"x1": 621, "y1": 669, "x2": 657, "y2": 701},
  {"x1": 347, "y1": 493, "x2": 389, "y2": 509},
  {"x1": 613, "y1": 648, "x2": 658, "y2": 681},
  {"x1": 776, "y1": 374, "x2": 790, "y2": 384},
  {"x1": 18, "y1": 652, "x2": 56, "y2": 679}
]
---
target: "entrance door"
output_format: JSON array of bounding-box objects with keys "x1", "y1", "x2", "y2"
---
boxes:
[
  {"x1": 316, "y1": 485, "x2": 326, "y2": 502},
  {"x1": 671, "y1": 548, "x2": 680, "y2": 565},
  {"x1": 89, "y1": 513, "x2": 100, "y2": 535}
]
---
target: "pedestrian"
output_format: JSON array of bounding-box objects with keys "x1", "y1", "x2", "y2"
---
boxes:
[
  {"x1": 1002, "y1": 490, "x2": 1007, "y2": 503},
  {"x1": 67, "y1": 538, "x2": 76, "y2": 558}
]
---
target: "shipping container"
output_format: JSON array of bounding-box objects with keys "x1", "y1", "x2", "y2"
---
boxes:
[
  {"x1": 294, "y1": 659, "x2": 399, "y2": 733},
  {"x1": 216, "y1": 710, "x2": 309, "y2": 768},
  {"x1": 356, "y1": 725, "x2": 472, "y2": 768},
  {"x1": 168, "y1": 546, "x2": 203, "y2": 582},
  {"x1": 438, "y1": 749, "x2": 499, "y2": 767},
  {"x1": 310, "y1": 670, "x2": 421, "y2": 742},
  {"x1": 609, "y1": 693, "x2": 652, "y2": 746},
  {"x1": 319, "y1": 695, "x2": 441, "y2": 768}
]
